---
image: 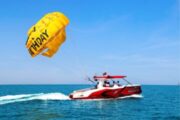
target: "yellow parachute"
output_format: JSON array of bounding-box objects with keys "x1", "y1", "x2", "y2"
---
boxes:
[{"x1": 26, "y1": 12, "x2": 69, "y2": 57}]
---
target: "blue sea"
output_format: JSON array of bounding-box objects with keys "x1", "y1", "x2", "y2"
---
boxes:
[{"x1": 0, "y1": 85, "x2": 179, "y2": 120}]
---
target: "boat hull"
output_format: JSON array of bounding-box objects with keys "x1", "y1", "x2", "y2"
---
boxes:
[{"x1": 69, "y1": 85, "x2": 142, "y2": 99}]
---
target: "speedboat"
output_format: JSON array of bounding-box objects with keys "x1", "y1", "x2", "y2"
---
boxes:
[{"x1": 69, "y1": 74, "x2": 142, "y2": 99}]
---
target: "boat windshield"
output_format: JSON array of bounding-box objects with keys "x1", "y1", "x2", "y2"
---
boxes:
[{"x1": 95, "y1": 79, "x2": 122, "y2": 88}]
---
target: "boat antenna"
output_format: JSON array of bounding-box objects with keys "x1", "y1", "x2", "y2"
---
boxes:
[
  {"x1": 86, "y1": 76, "x2": 96, "y2": 84},
  {"x1": 122, "y1": 78, "x2": 132, "y2": 85}
]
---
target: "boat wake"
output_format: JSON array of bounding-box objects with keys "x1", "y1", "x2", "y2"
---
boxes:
[
  {"x1": 0, "y1": 93, "x2": 143, "y2": 105},
  {"x1": 0, "y1": 93, "x2": 70, "y2": 105},
  {"x1": 118, "y1": 94, "x2": 143, "y2": 99}
]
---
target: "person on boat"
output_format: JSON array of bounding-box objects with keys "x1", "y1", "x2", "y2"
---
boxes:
[
  {"x1": 95, "y1": 81, "x2": 99, "y2": 89},
  {"x1": 112, "y1": 80, "x2": 116, "y2": 87},
  {"x1": 103, "y1": 81, "x2": 106, "y2": 87},
  {"x1": 117, "y1": 81, "x2": 121, "y2": 86},
  {"x1": 103, "y1": 72, "x2": 113, "y2": 87},
  {"x1": 103, "y1": 72, "x2": 108, "y2": 77},
  {"x1": 103, "y1": 81, "x2": 110, "y2": 87}
]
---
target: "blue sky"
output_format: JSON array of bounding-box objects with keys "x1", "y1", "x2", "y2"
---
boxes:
[{"x1": 0, "y1": 0, "x2": 179, "y2": 85}]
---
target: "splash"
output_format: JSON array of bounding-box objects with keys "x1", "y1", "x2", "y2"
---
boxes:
[
  {"x1": 0, "y1": 93, "x2": 143, "y2": 105},
  {"x1": 118, "y1": 94, "x2": 143, "y2": 99},
  {"x1": 0, "y1": 93, "x2": 70, "y2": 105}
]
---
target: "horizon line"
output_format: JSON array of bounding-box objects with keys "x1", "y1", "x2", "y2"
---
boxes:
[{"x1": 0, "y1": 84, "x2": 179, "y2": 86}]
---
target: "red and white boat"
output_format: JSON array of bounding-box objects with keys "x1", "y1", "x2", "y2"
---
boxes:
[{"x1": 69, "y1": 73, "x2": 142, "y2": 99}]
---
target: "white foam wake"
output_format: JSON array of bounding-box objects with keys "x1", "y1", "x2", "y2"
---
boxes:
[
  {"x1": 0, "y1": 93, "x2": 70, "y2": 105},
  {"x1": 118, "y1": 94, "x2": 143, "y2": 99},
  {"x1": 0, "y1": 93, "x2": 143, "y2": 105}
]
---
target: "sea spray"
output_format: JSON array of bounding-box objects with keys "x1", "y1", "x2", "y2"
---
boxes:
[{"x1": 0, "y1": 93, "x2": 70, "y2": 105}]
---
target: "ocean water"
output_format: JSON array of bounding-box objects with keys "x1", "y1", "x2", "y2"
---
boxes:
[{"x1": 0, "y1": 85, "x2": 179, "y2": 120}]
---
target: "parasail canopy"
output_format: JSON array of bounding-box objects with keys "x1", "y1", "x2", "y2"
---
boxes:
[{"x1": 26, "y1": 12, "x2": 69, "y2": 57}]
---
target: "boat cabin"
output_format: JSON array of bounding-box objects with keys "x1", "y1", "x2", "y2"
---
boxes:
[{"x1": 93, "y1": 75, "x2": 127, "y2": 89}]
